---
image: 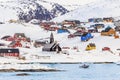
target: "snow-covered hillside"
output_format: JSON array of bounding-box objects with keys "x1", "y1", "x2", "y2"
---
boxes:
[
  {"x1": 0, "y1": 0, "x2": 69, "y2": 22},
  {"x1": 52, "y1": 0, "x2": 120, "y2": 22},
  {"x1": 44, "y1": 0, "x2": 96, "y2": 11}
]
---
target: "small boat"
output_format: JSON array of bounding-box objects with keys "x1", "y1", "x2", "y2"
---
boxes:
[
  {"x1": 115, "y1": 62, "x2": 120, "y2": 65},
  {"x1": 16, "y1": 73, "x2": 30, "y2": 76},
  {"x1": 79, "y1": 64, "x2": 89, "y2": 68}
]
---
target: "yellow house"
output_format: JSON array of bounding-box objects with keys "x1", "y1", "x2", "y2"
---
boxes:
[{"x1": 85, "y1": 43, "x2": 96, "y2": 51}]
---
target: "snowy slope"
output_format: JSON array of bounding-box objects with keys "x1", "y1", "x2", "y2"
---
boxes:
[
  {"x1": 52, "y1": 0, "x2": 120, "y2": 22},
  {"x1": 0, "y1": 0, "x2": 69, "y2": 22},
  {"x1": 44, "y1": 0, "x2": 96, "y2": 11}
]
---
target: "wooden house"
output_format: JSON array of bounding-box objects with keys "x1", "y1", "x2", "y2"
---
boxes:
[
  {"x1": 57, "y1": 28, "x2": 70, "y2": 33},
  {"x1": 94, "y1": 24, "x2": 104, "y2": 29},
  {"x1": 68, "y1": 31, "x2": 84, "y2": 38},
  {"x1": 114, "y1": 20, "x2": 120, "y2": 31},
  {"x1": 88, "y1": 27, "x2": 98, "y2": 33},
  {"x1": 86, "y1": 43, "x2": 96, "y2": 51},
  {"x1": 81, "y1": 32, "x2": 93, "y2": 41},
  {"x1": 44, "y1": 26, "x2": 58, "y2": 31},
  {"x1": 1, "y1": 35, "x2": 14, "y2": 41},
  {"x1": 8, "y1": 41, "x2": 22, "y2": 48},
  {"x1": 62, "y1": 20, "x2": 80, "y2": 28},
  {"x1": 40, "y1": 21, "x2": 55, "y2": 27},
  {"x1": 88, "y1": 18, "x2": 103, "y2": 23},
  {"x1": 0, "y1": 48, "x2": 19, "y2": 57},
  {"x1": 103, "y1": 17, "x2": 114, "y2": 22},
  {"x1": 14, "y1": 33, "x2": 30, "y2": 42},
  {"x1": 101, "y1": 27, "x2": 116, "y2": 36},
  {"x1": 40, "y1": 22, "x2": 58, "y2": 31},
  {"x1": 34, "y1": 39, "x2": 48, "y2": 48}
]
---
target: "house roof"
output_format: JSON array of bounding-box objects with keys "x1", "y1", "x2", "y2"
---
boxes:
[
  {"x1": 9, "y1": 41, "x2": 16, "y2": 46},
  {"x1": 105, "y1": 27, "x2": 112, "y2": 32},
  {"x1": 1, "y1": 35, "x2": 11, "y2": 39},
  {"x1": 14, "y1": 33, "x2": 26, "y2": 38},
  {"x1": 0, "y1": 48, "x2": 19, "y2": 53},
  {"x1": 43, "y1": 42, "x2": 56, "y2": 50}
]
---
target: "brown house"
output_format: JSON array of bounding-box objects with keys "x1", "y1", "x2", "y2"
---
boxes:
[
  {"x1": 103, "y1": 17, "x2": 114, "y2": 22},
  {"x1": 101, "y1": 27, "x2": 116, "y2": 36}
]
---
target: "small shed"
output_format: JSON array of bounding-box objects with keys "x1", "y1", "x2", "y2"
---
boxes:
[
  {"x1": 102, "y1": 47, "x2": 110, "y2": 51},
  {"x1": 0, "y1": 48, "x2": 19, "y2": 57}
]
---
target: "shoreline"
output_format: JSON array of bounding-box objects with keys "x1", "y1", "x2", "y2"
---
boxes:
[
  {"x1": 0, "y1": 62, "x2": 118, "y2": 72},
  {"x1": 0, "y1": 69, "x2": 60, "y2": 72}
]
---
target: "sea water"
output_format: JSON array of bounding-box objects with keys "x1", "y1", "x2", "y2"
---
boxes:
[{"x1": 0, "y1": 63, "x2": 120, "y2": 80}]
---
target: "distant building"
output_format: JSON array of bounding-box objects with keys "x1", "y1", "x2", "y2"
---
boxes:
[
  {"x1": 88, "y1": 18, "x2": 103, "y2": 23},
  {"x1": 42, "y1": 33, "x2": 62, "y2": 52},
  {"x1": 1, "y1": 35, "x2": 14, "y2": 41},
  {"x1": 62, "y1": 20, "x2": 80, "y2": 28},
  {"x1": 103, "y1": 17, "x2": 114, "y2": 22},
  {"x1": 34, "y1": 39, "x2": 48, "y2": 48},
  {"x1": 0, "y1": 48, "x2": 19, "y2": 57},
  {"x1": 8, "y1": 41, "x2": 22, "y2": 48},
  {"x1": 101, "y1": 27, "x2": 116, "y2": 36},
  {"x1": 81, "y1": 32, "x2": 93, "y2": 41},
  {"x1": 14, "y1": 33, "x2": 30, "y2": 42}
]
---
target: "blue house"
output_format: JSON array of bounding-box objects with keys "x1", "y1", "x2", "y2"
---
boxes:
[
  {"x1": 88, "y1": 18, "x2": 95, "y2": 22},
  {"x1": 57, "y1": 29, "x2": 70, "y2": 33},
  {"x1": 81, "y1": 33, "x2": 93, "y2": 41}
]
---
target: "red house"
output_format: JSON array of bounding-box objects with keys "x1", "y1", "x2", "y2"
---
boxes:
[
  {"x1": 8, "y1": 41, "x2": 22, "y2": 48},
  {"x1": 14, "y1": 33, "x2": 30, "y2": 42},
  {"x1": 1, "y1": 35, "x2": 15, "y2": 41},
  {"x1": 40, "y1": 21, "x2": 55, "y2": 27},
  {"x1": 0, "y1": 48, "x2": 19, "y2": 57}
]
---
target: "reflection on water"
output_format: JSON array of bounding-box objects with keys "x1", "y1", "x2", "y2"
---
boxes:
[{"x1": 0, "y1": 63, "x2": 120, "y2": 80}]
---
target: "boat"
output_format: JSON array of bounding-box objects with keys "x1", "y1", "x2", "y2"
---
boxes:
[
  {"x1": 115, "y1": 61, "x2": 120, "y2": 65},
  {"x1": 16, "y1": 73, "x2": 30, "y2": 76},
  {"x1": 79, "y1": 64, "x2": 89, "y2": 68}
]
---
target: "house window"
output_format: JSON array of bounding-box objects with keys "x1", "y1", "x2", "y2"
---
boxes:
[{"x1": 8, "y1": 50, "x2": 11, "y2": 53}]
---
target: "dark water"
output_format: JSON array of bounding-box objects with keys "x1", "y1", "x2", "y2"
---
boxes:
[{"x1": 0, "y1": 63, "x2": 120, "y2": 80}]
